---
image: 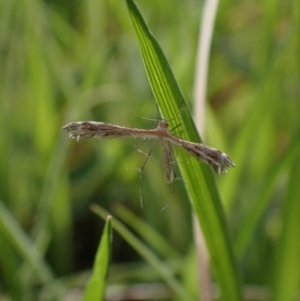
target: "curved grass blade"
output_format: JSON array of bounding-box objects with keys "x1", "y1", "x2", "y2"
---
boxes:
[
  {"x1": 126, "y1": 1, "x2": 242, "y2": 300},
  {"x1": 235, "y1": 134, "x2": 300, "y2": 257},
  {"x1": 0, "y1": 201, "x2": 62, "y2": 300},
  {"x1": 82, "y1": 215, "x2": 112, "y2": 301},
  {"x1": 114, "y1": 205, "x2": 181, "y2": 260}
]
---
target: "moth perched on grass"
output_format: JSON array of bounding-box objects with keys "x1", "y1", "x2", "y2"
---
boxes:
[{"x1": 63, "y1": 119, "x2": 234, "y2": 182}]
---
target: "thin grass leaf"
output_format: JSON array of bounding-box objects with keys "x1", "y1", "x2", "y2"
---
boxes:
[
  {"x1": 82, "y1": 215, "x2": 112, "y2": 301},
  {"x1": 126, "y1": 1, "x2": 242, "y2": 300},
  {"x1": 272, "y1": 157, "x2": 300, "y2": 301},
  {"x1": 113, "y1": 204, "x2": 181, "y2": 260},
  {"x1": 0, "y1": 201, "x2": 62, "y2": 301},
  {"x1": 219, "y1": 24, "x2": 295, "y2": 211},
  {"x1": 235, "y1": 134, "x2": 300, "y2": 257},
  {"x1": 91, "y1": 204, "x2": 194, "y2": 301}
]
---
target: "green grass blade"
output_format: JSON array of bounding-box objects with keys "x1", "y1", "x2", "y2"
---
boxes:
[
  {"x1": 235, "y1": 135, "x2": 300, "y2": 257},
  {"x1": 114, "y1": 205, "x2": 181, "y2": 260},
  {"x1": 272, "y1": 157, "x2": 300, "y2": 301},
  {"x1": 126, "y1": 1, "x2": 242, "y2": 300},
  {"x1": 82, "y1": 215, "x2": 112, "y2": 301},
  {"x1": 0, "y1": 201, "x2": 62, "y2": 300},
  {"x1": 91, "y1": 204, "x2": 194, "y2": 301}
]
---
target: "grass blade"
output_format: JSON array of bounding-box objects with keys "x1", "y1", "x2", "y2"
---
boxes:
[
  {"x1": 272, "y1": 157, "x2": 300, "y2": 301},
  {"x1": 235, "y1": 135, "x2": 300, "y2": 257},
  {"x1": 126, "y1": 1, "x2": 242, "y2": 300},
  {"x1": 82, "y1": 215, "x2": 112, "y2": 301},
  {"x1": 114, "y1": 205, "x2": 181, "y2": 260},
  {"x1": 0, "y1": 201, "x2": 62, "y2": 300},
  {"x1": 91, "y1": 204, "x2": 194, "y2": 301}
]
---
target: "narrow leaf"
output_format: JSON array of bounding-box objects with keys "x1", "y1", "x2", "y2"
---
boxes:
[
  {"x1": 91, "y1": 204, "x2": 194, "y2": 301},
  {"x1": 0, "y1": 201, "x2": 62, "y2": 300},
  {"x1": 126, "y1": 1, "x2": 242, "y2": 300},
  {"x1": 235, "y1": 135, "x2": 300, "y2": 257},
  {"x1": 272, "y1": 157, "x2": 300, "y2": 301},
  {"x1": 82, "y1": 215, "x2": 112, "y2": 301}
]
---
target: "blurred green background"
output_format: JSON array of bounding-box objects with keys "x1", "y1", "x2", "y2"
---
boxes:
[{"x1": 0, "y1": 0, "x2": 299, "y2": 300}]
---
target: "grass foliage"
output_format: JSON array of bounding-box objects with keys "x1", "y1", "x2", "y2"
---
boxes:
[{"x1": 0, "y1": 0, "x2": 299, "y2": 300}]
